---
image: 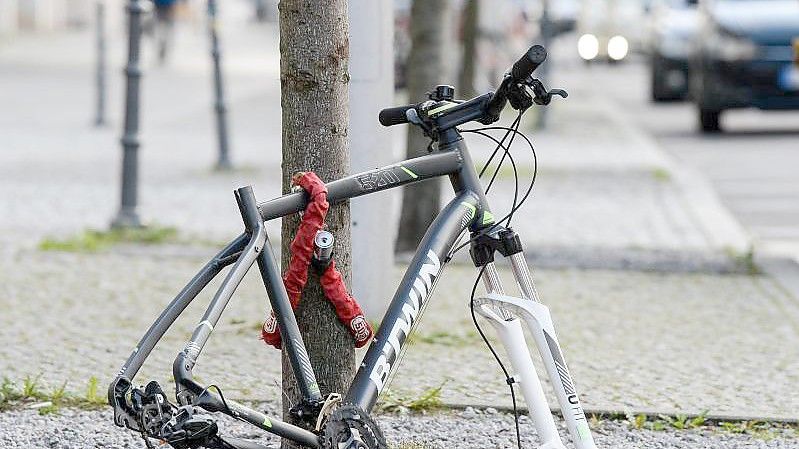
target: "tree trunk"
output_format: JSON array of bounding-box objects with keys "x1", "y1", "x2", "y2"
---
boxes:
[
  {"x1": 394, "y1": 0, "x2": 449, "y2": 254},
  {"x1": 278, "y1": 1, "x2": 351, "y2": 448},
  {"x1": 458, "y1": 0, "x2": 479, "y2": 99}
]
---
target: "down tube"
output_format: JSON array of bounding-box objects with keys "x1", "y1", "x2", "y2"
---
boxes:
[{"x1": 345, "y1": 192, "x2": 480, "y2": 411}]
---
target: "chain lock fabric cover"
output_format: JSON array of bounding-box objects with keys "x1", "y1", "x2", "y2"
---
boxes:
[{"x1": 262, "y1": 172, "x2": 373, "y2": 349}]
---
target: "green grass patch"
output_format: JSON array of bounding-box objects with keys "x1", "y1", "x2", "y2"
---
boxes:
[
  {"x1": 0, "y1": 376, "x2": 108, "y2": 415},
  {"x1": 379, "y1": 382, "x2": 446, "y2": 413},
  {"x1": 651, "y1": 168, "x2": 672, "y2": 182},
  {"x1": 626, "y1": 410, "x2": 708, "y2": 431},
  {"x1": 39, "y1": 225, "x2": 178, "y2": 253},
  {"x1": 724, "y1": 246, "x2": 761, "y2": 275},
  {"x1": 717, "y1": 420, "x2": 794, "y2": 440}
]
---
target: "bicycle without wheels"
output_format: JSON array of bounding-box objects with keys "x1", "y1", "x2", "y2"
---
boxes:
[{"x1": 108, "y1": 44, "x2": 597, "y2": 449}]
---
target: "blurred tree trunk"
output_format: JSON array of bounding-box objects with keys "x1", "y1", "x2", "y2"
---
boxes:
[
  {"x1": 278, "y1": 1, "x2": 352, "y2": 448},
  {"x1": 458, "y1": 0, "x2": 479, "y2": 99},
  {"x1": 395, "y1": 0, "x2": 449, "y2": 254}
]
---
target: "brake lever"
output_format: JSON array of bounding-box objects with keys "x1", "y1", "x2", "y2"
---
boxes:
[{"x1": 528, "y1": 78, "x2": 568, "y2": 106}]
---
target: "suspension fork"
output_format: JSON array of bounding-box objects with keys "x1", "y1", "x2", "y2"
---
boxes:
[{"x1": 474, "y1": 230, "x2": 597, "y2": 449}]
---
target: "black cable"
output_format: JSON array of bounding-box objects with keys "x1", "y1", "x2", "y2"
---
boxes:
[
  {"x1": 204, "y1": 384, "x2": 233, "y2": 415},
  {"x1": 484, "y1": 112, "x2": 522, "y2": 194},
  {"x1": 451, "y1": 122, "x2": 538, "y2": 256},
  {"x1": 467, "y1": 129, "x2": 520, "y2": 216},
  {"x1": 443, "y1": 126, "x2": 520, "y2": 265},
  {"x1": 468, "y1": 124, "x2": 538, "y2": 227},
  {"x1": 478, "y1": 114, "x2": 521, "y2": 179},
  {"x1": 469, "y1": 265, "x2": 523, "y2": 449}
]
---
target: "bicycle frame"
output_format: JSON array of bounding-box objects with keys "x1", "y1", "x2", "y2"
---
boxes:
[{"x1": 108, "y1": 127, "x2": 597, "y2": 449}]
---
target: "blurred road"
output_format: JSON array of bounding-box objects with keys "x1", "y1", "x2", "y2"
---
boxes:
[{"x1": 566, "y1": 54, "x2": 799, "y2": 260}]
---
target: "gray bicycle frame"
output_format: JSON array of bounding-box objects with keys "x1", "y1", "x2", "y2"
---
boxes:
[{"x1": 109, "y1": 128, "x2": 495, "y2": 447}]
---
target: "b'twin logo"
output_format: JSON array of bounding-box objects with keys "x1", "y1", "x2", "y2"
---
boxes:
[{"x1": 369, "y1": 250, "x2": 440, "y2": 393}]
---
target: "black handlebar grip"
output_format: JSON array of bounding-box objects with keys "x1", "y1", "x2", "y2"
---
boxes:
[
  {"x1": 378, "y1": 105, "x2": 414, "y2": 127},
  {"x1": 510, "y1": 45, "x2": 547, "y2": 82}
]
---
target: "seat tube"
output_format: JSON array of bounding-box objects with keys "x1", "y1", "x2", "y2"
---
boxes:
[{"x1": 238, "y1": 186, "x2": 322, "y2": 402}]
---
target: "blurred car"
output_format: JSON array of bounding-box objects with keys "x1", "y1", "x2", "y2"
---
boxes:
[
  {"x1": 648, "y1": 0, "x2": 700, "y2": 101},
  {"x1": 691, "y1": 0, "x2": 799, "y2": 132},
  {"x1": 577, "y1": 0, "x2": 650, "y2": 63}
]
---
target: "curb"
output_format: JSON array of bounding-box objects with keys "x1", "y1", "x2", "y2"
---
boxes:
[
  {"x1": 440, "y1": 402, "x2": 799, "y2": 426},
  {"x1": 604, "y1": 97, "x2": 752, "y2": 256}
]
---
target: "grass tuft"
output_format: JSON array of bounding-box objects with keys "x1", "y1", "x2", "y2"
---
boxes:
[
  {"x1": 651, "y1": 168, "x2": 672, "y2": 182},
  {"x1": 0, "y1": 376, "x2": 106, "y2": 415},
  {"x1": 85, "y1": 376, "x2": 105, "y2": 405},
  {"x1": 379, "y1": 382, "x2": 446, "y2": 414}
]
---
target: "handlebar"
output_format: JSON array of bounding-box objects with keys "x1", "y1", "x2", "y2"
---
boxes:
[
  {"x1": 510, "y1": 45, "x2": 547, "y2": 83},
  {"x1": 378, "y1": 44, "x2": 560, "y2": 130},
  {"x1": 378, "y1": 104, "x2": 414, "y2": 127}
]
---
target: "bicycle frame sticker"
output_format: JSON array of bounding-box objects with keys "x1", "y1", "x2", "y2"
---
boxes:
[{"x1": 368, "y1": 249, "x2": 441, "y2": 392}]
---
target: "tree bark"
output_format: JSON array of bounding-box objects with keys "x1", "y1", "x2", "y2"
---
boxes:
[
  {"x1": 458, "y1": 0, "x2": 479, "y2": 99},
  {"x1": 278, "y1": 1, "x2": 352, "y2": 448},
  {"x1": 394, "y1": 0, "x2": 449, "y2": 254}
]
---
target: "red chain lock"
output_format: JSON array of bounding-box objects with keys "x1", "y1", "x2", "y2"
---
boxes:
[{"x1": 261, "y1": 172, "x2": 373, "y2": 349}]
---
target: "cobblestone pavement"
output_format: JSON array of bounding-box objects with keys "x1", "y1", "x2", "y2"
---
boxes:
[{"x1": 1, "y1": 248, "x2": 796, "y2": 420}]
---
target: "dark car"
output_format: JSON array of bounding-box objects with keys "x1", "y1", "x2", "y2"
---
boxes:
[
  {"x1": 649, "y1": 0, "x2": 700, "y2": 101},
  {"x1": 691, "y1": 0, "x2": 799, "y2": 132}
]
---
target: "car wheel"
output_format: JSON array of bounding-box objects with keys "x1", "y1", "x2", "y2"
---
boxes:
[
  {"x1": 699, "y1": 108, "x2": 722, "y2": 133},
  {"x1": 651, "y1": 57, "x2": 669, "y2": 102}
]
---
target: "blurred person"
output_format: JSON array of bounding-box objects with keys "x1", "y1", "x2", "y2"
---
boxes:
[{"x1": 153, "y1": 0, "x2": 181, "y2": 64}]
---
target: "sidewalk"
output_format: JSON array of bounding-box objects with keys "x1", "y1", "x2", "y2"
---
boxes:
[{"x1": 1, "y1": 5, "x2": 797, "y2": 425}]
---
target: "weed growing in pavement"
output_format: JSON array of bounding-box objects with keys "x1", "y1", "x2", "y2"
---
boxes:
[
  {"x1": 625, "y1": 410, "x2": 708, "y2": 431},
  {"x1": 39, "y1": 225, "x2": 178, "y2": 252},
  {"x1": 379, "y1": 382, "x2": 447, "y2": 413},
  {"x1": 0, "y1": 376, "x2": 109, "y2": 415},
  {"x1": 724, "y1": 246, "x2": 761, "y2": 275},
  {"x1": 621, "y1": 410, "x2": 796, "y2": 440},
  {"x1": 22, "y1": 374, "x2": 45, "y2": 400},
  {"x1": 85, "y1": 376, "x2": 105, "y2": 406},
  {"x1": 651, "y1": 168, "x2": 672, "y2": 182},
  {"x1": 717, "y1": 420, "x2": 794, "y2": 440}
]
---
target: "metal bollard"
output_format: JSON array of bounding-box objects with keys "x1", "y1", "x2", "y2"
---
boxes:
[
  {"x1": 111, "y1": 0, "x2": 146, "y2": 228},
  {"x1": 207, "y1": 0, "x2": 232, "y2": 170},
  {"x1": 94, "y1": 0, "x2": 107, "y2": 127}
]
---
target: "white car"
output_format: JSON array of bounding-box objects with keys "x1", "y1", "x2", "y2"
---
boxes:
[{"x1": 576, "y1": 0, "x2": 651, "y2": 62}]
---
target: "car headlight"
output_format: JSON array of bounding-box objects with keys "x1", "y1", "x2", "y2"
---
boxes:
[
  {"x1": 578, "y1": 34, "x2": 599, "y2": 60},
  {"x1": 608, "y1": 35, "x2": 629, "y2": 61},
  {"x1": 706, "y1": 25, "x2": 757, "y2": 61}
]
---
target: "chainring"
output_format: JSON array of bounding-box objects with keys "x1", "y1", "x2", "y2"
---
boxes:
[{"x1": 320, "y1": 404, "x2": 387, "y2": 449}]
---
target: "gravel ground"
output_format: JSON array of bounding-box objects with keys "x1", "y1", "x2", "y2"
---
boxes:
[{"x1": 0, "y1": 405, "x2": 796, "y2": 449}]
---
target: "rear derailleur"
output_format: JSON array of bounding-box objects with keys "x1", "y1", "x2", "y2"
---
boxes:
[{"x1": 117, "y1": 380, "x2": 224, "y2": 449}]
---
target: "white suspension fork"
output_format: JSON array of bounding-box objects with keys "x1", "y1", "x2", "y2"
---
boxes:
[{"x1": 476, "y1": 257, "x2": 597, "y2": 449}]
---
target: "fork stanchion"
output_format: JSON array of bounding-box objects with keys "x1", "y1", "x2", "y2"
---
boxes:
[
  {"x1": 94, "y1": 0, "x2": 107, "y2": 127},
  {"x1": 112, "y1": 0, "x2": 146, "y2": 228},
  {"x1": 208, "y1": 0, "x2": 232, "y2": 170}
]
